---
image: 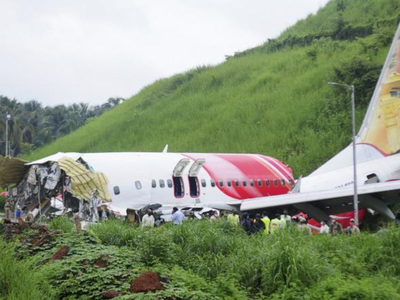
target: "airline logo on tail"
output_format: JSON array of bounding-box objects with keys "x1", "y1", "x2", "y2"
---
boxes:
[{"x1": 358, "y1": 24, "x2": 400, "y2": 155}]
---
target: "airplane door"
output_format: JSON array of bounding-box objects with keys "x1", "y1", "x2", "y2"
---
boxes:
[
  {"x1": 172, "y1": 158, "x2": 190, "y2": 198},
  {"x1": 188, "y1": 159, "x2": 206, "y2": 198}
]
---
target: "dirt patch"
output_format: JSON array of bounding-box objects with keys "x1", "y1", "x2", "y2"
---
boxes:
[
  {"x1": 130, "y1": 271, "x2": 165, "y2": 293},
  {"x1": 18, "y1": 218, "x2": 31, "y2": 231},
  {"x1": 102, "y1": 290, "x2": 123, "y2": 299},
  {"x1": 50, "y1": 245, "x2": 70, "y2": 262},
  {"x1": 31, "y1": 232, "x2": 51, "y2": 248},
  {"x1": 95, "y1": 254, "x2": 110, "y2": 268}
]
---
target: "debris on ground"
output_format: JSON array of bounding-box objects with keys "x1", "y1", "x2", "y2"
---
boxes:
[
  {"x1": 50, "y1": 245, "x2": 70, "y2": 262},
  {"x1": 130, "y1": 271, "x2": 165, "y2": 293},
  {"x1": 102, "y1": 290, "x2": 123, "y2": 299}
]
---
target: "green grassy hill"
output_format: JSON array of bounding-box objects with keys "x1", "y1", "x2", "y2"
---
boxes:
[{"x1": 27, "y1": 0, "x2": 400, "y2": 176}]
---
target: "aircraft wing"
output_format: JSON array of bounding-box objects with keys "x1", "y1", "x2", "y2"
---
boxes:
[{"x1": 240, "y1": 181, "x2": 400, "y2": 220}]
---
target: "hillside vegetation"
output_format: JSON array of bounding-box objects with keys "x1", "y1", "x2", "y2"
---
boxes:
[
  {"x1": 27, "y1": 0, "x2": 400, "y2": 176},
  {"x1": 0, "y1": 96, "x2": 125, "y2": 157}
]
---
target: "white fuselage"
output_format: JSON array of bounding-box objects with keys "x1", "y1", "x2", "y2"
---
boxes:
[{"x1": 301, "y1": 153, "x2": 400, "y2": 192}]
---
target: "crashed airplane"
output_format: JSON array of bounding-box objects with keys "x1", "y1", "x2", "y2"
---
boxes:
[
  {"x1": 0, "y1": 151, "x2": 295, "y2": 221},
  {"x1": 2, "y1": 22, "x2": 400, "y2": 225}
]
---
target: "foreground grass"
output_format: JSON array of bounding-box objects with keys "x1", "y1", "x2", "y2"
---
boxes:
[{"x1": 2, "y1": 219, "x2": 400, "y2": 299}]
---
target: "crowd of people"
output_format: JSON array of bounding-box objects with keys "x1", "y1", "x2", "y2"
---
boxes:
[
  {"x1": 139, "y1": 207, "x2": 361, "y2": 236},
  {"x1": 236, "y1": 210, "x2": 360, "y2": 236}
]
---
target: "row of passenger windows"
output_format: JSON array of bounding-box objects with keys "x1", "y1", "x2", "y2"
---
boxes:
[{"x1": 147, "y1": 178, "x2": 294, "y2": 189}]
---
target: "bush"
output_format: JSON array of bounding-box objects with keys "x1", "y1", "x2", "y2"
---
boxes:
[
  {"x1": 261, "y1": 227, "x2": 327, "y2": 294},
  {"x1": 0, "y1": 239, "x2": 54, "y2": 300},
  {"x1": 0, "y1": 196, "x2": 5, "y2": 213},
  {"x1": 48, "y1": 217, "x2": 75, "y2": 233},
  {"x1": 135, "y1": 227, "x2": 177, "y2": 265},
  {"x1": 89, "y1": 219, "x2": 138, "y2": 246}
]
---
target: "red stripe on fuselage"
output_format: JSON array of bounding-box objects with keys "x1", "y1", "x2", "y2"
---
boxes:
[{"x1": 184, "y1": 154, "x2": 294, "y2": 200}]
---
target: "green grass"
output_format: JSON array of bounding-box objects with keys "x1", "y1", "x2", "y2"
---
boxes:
[
  {"x1": 25, "y1": 0, "x2": 400, "y2": 177},
  {"x1": 48, "y1": 217, "x2": 75, "y2": 233},
  {"x1": 0, "y1": 239, "x2": 54, "y2": 300},
  {"x1": 3, "y1": 219, "x2": 400, "y2": 299}
]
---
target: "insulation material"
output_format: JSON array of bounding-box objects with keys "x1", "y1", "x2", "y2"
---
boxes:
[
  {"x1": 0, "y1": 155, "x2": 29, "y2": 187},
  {"x1": 44, "y1": 163, "x2": 61, "y2": 190},
  {"x1": 57, "y1": 157, "x2": 111, "y2": 202}
]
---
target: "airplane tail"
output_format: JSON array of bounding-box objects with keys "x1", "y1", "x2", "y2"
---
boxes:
[
  {"x1": 358, "y1": 22, "x2": 400, "y2": 154},
  {"x1": 310, "y1": 22, "x2": 400, "y2": 176}
]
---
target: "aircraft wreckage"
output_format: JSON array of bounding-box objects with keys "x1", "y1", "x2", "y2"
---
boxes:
[{"x1": 0, "y1": 154, "x2": 111, "y2": 223}]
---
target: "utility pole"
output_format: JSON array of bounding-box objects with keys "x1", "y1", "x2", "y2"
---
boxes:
[
  {"x1": 327, "y1": 82, "x2": 358, "y2": 225},
  {"x1": 5, "y1": 113, "x2": 11, "y2": 157},
  {"x1": 5, "y1": 112, "x2": 9, "y2": 156}
]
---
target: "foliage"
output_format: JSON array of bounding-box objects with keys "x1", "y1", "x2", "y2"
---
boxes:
[
  {"x1": 48, "y1": 216, "x2": 75, "y2": 233},
  {"x1": 0, "y1": 238, "x2": 55, "y2": 300},
  {"x1": 0, "y1": 196, "x2": 5, "y2": 213},
  {"x1": 0, "y1": 96, "x2": 125, "y2": 157},
  {"x1": 2, "y1": 221, "x2": 400, "y2": 299}
]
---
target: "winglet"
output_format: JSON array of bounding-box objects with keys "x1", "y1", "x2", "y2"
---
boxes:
[
  {"x1": 289, "y1": 176, "x2": 302, "y2": 193},
  {"x1": 162, "y1": 144, "x2": 169, "y2": 153}
]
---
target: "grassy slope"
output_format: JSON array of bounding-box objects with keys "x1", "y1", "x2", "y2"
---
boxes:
[{"x1": 27, "y1": 0, "x2": 400, "y2": 176}]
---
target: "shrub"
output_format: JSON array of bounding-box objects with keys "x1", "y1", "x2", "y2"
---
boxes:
[
  {"x1": 48, "y1": 217, "x2": 75, "y2": 233},
  {"x1": 89, "y1": 219, "x2": 138, "y2": 246},
  {"x1": 0, "y1": 239, "x2": 54, "y2": 300},
  {"x1": 261, "y1": 227, "x2": 328, "y2": 294}
]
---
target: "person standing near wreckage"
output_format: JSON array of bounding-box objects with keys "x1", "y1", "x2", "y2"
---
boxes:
[
  {"x1": 142, "y1": 209, "x2": 155, "y2": 227},
  {"x1": 90, "y1": 188, "x2": 100, "y2": 223},
  {"x1": 4, "y1": 197, "x2": 12, "y2": 220}
]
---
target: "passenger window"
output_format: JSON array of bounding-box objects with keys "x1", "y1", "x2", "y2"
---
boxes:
[
  {"x1": 227, "y1": 180, "x2": 232, "y2": 187},
  {"x1": 167, "y1": 179, "x2": 173, "y2": 188},
  {"x1": 281, "y1": 179, "x2": 285, "y2": 186},
  {"x1": 273, "y1": 179, "x2": 278, "y2": 187},
  {"x1": 242, "y1": 179, "x2": 247, "y2": 187},
  {"x1": 250, "y1": 179, "x2": 255, "y2": 187},
  {"x1": 266, "y1": 180, "x2": 270, "y2": 187},
  {"x1": 211, "y1": 179, "x2": 216, "y2": 187},
  {"x1": 159, "y1": 179, "x2": 165, "y2": 188},
  {"x1": 235, "y1": 179, "x2": 239, "y2": 187},
  {"x1": 219, "y1": 180, "x2": 224, "y2": 188},
  {"x1": 135, "y1": 181, "x2": 142, "y2": 190},
  {"x1": 151, "y1": 180, "x2": 157, "y2": 188},
  {"x1": 257, "y1": 179, "x2": 262, "y2": 187},
  {"x1": 201, "y1": 179, "x2": 207, "y2": 188},
  {"x1": 113, "y1": 186, "x2": 120, "y2": 195}
]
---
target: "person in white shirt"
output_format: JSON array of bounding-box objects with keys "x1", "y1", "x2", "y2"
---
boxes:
[
  {"x1": 319, "y1": 220, "x2": 330, "y2": 234},
  {"x1": 142, "y1": 209, "x2": 155, "y2": 228},
  {"x1": 171, "y1": 207, "x2": 185, "y2": 225}
]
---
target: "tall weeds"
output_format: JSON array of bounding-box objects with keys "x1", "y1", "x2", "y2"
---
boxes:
[{"x1": 0, "y1": 239, "x2": 54, "y2": 300}]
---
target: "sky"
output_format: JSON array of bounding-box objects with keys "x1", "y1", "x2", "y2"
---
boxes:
[{"x1": 0, "y1": 0, "x2": 330, "y2": 106}]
